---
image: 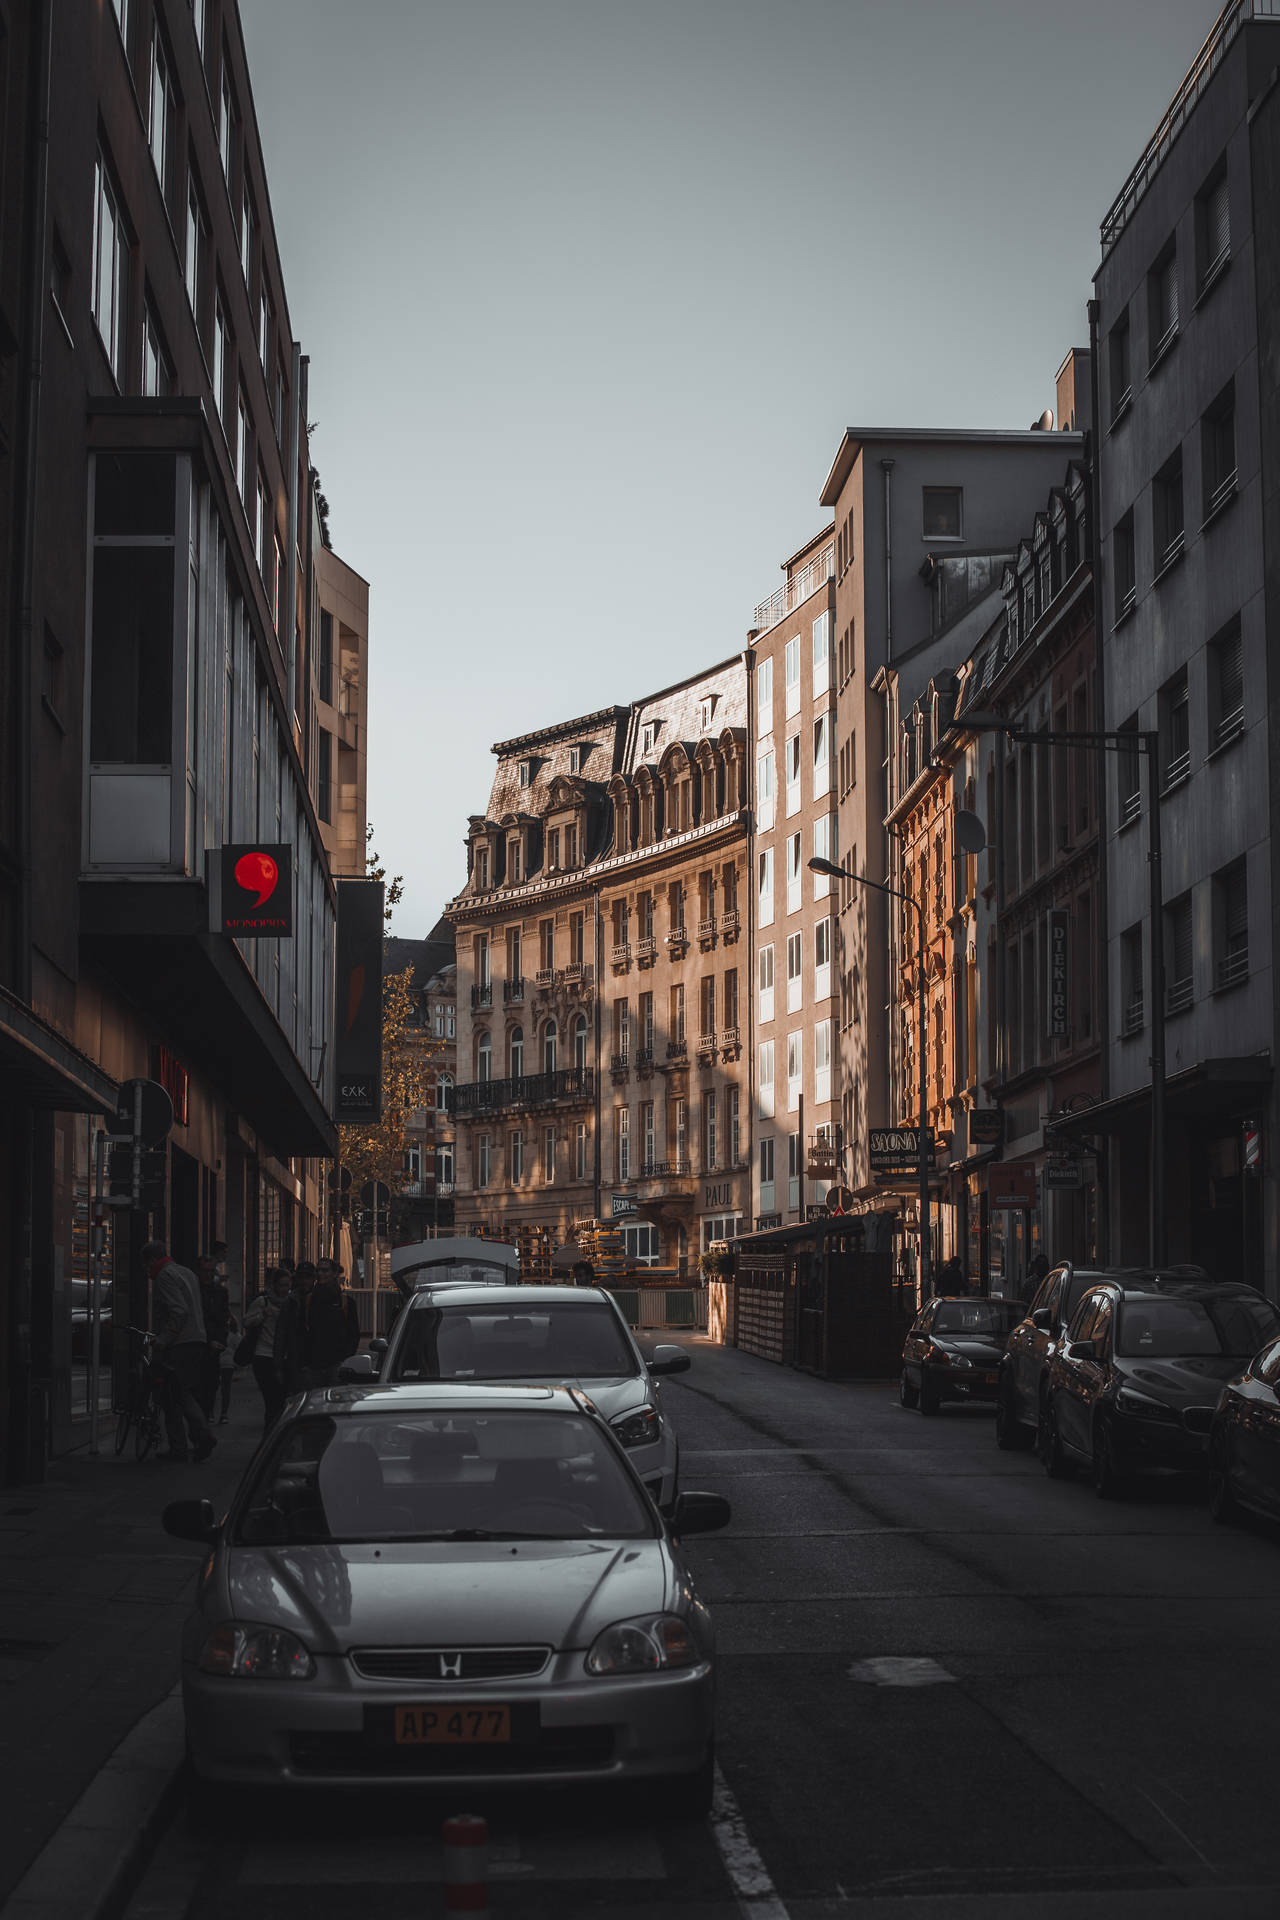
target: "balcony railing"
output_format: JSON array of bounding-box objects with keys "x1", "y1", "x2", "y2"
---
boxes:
[
  {"x1": 696, "y1": 1032, "x2": 717, "y2": 1058},
  {"x1": 697, "y1": 918, "x2": 717, "y2": 949},
  {"x1": 634, "y1": 1159, "x2": 691, "y2": 1182},
  {"x1": 1165, "y1": 976, "x2": 1194, "y2": 1015},
  {"x1": 666, "y1": 928, "x2": 688, "y2": 956},
  {"x1": 563, "y1": 961, "x2": 593, "y2": 986},
  {"x1": 718, "y1": 1027, "x2": 741, "y2": 1053},
  {"x1": 1212, "y1": 705, "x2": 1245, "y2": 751},
  {"x1": 1122, "y1": 995, "x2": 1144, "y2": 1037},
  {"x1": 451, "y1": 1067, "x2": 594, "y2": 1116},
  {"x1": 471, "y1": 983, "x2": 493, "y2": 1008},
  {"x1": 1215, "y1": 946, "x2": 1249, "y2": 991},
  {"x1": 610, "y1": 1052, "x2": 630, "y2": 1075},
  {"x1": 666, "y1": 1038, "x2": 687, "y2": 1059},
  {"x1": 751, "y1": 543, "x2": 835, "y2": 635},
  {"x1": 610, "y1": 943, "x2": 632, "y2": 970},
  {"x1": 635, "y1": 1047, "x2": 654, "y2": 1073},
  {"x1": 635, "y1": 935, "x2": 657, "y2": 964},
  {"x1": 718, "y1": 909, "x2": 740, "y2": 939},
  {"x1": 535, "y1": 967, "x2": 557, "y2": 989},
  {"x1": 503, "y1": 978, "x2": 525, "y2": 1003}
]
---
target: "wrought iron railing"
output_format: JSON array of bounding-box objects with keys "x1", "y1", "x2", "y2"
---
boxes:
[
  {"x1": 450, "y1": 1067, "x2": 594, "y2": 1115},
  {"x1": 751, "y1": 543, "x2": 835, "y2": 635}
]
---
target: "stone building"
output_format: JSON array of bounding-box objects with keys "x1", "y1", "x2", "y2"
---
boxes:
[{"x1": 447, "y1": 659, "x2": 749, "y2": 1272}]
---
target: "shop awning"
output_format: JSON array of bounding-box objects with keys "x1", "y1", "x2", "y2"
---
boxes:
[
  {"x1": 1045, "y1": 1055, "x2": 1271, "y2": 1140},
  {"x1": 0, "y1": 984, "x2": 119, "y2": 1114}
]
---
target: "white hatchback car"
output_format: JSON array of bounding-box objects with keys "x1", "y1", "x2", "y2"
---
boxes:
[{"x1": 354, "y1": 1285, "x2": 688, "y2": 1509}]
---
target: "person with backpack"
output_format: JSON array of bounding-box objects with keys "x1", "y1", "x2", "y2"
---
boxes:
[{"x1": 306, "y1": 1260, "x2": 362, "y2": 1385}]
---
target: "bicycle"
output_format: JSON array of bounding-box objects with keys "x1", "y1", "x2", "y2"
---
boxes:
[{"x1": 114, "y1": 1327, "x2": 164, "y2": 1461}]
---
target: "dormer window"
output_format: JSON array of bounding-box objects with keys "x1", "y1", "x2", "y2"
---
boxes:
[
  {"x1": 546, "y1": 827, "x2": 560, "y2": 870},
  {"x1": 641, "y1": 721, "x2": 657, "y2": 756},
  {"x1": 518, "y1": 759, "x2": 533, "y2": 789},
  {"x1": 474, "y1": 848, "x2": 490, "y2": 891},
  {"x1": 567, "y1": 744, "x2": 584, "y2": 773},
  {"x1": 700, "y1": 696, "x2": 714, "y2": 731},
  {"x1": 508, "y1": 838, "x2": 522, "y2": 885}
]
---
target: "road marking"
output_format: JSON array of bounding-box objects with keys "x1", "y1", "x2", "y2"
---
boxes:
[
  {"x1": 849, "y1": 1656, "x2": 956, "y2": 1686},
  {"x1": 237, "y1": 1830, "x2": 666, "y2": 1884},
  {"x1": 711, "y1": 1764, "x2": 791, "y2": 1919}
]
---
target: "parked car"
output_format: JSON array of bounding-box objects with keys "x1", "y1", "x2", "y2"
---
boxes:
[
  {"x1": 900, "y1": 1297, "x2": 1026, "y2": 1414},
  {"x1": 350, "y1": 1284, "x2": 687, "y2": 1509},
  {"x1": 1041, "y1": 1276, "x2": 1280, "y2": 1498},
  {"x1": 995, "y1": 1263, "x2": 1112, "y2": 1452},
  {"x1": 1208, "y1": 1332, "x2": 1280, "y2": 1526},
  {"x1": 163, "y1": 1381, "x2": 730, "y2": 1810}
]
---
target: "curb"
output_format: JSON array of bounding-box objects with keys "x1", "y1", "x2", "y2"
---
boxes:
[{"x1": 2, "y1": 1686, "x2": 187, "y2": 1920}]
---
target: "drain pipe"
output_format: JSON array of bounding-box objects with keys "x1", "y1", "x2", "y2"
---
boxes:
[{"x1": 881, "y1": 459, "x2": 895, "y2": 665}]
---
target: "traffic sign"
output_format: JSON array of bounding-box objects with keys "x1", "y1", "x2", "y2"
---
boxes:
[
  {"x1": 360, "y1": 1181, "x2": 392, "y2": 1210},
  {"x1": 825, "y1": 1186, "x2": 855, "y2": 1214},
  {"x1": 114, "y1": 1077, "x2": 174, "y2": 1145},
  {"x1": 328, "y1": 1165, "x2": 353, "y2": 1193}
]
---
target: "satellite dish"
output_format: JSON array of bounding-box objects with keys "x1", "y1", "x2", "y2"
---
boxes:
[{"x1": 954, "y1": 809, "x2": 987, "y2": 855}]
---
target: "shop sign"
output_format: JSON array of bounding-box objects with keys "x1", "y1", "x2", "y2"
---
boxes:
[
  {"x1": 989, "y1": 1161, "x2": 1037, "y2": 1209},
  {"x1": 1046, "y1": 909, "x2": 1070, "y2": 1039},
  {"x1": 1045, "y1": 1157, "x2": 1083, "y2": 1190},
  {"x1": 217, "y1": 844, "x2": 293, "y2": 936},
  {"x1": 869, "y1": 1127, "x2": 931, "y2": 1173},
  {"x1": 969, "y1": 1107, "x2": 1003, "y2": 1146},
  {"x1": 334, "y1": 879, "x2": 385, "y2": 1122},
  {"x1": 805, "y1": 1204, "x2": 829, "y2": 1222},
  {"x1": 610, "y1": 1194, "x2": 638, "y2": 1219},
  {"x1": 704, "y1": 1181, "x2": 734, "y2": 1209},
  {"x1": 1243, "y1": 1119, "x2": 1261, "y2": 1170}
]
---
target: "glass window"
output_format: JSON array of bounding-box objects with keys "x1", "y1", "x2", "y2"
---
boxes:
[
  {"x1": 148, "y1": 28, "x2": 173, "y2": 199},
  {"x1": 92, "y1": 153, "x2": 129, "y2": 385},
  {"x1": 812, "y1": 613, "x2": 830, "y2": 696},
  {"x1": 922, "y1": 488, "x2": 962, "y2": 538},
  {"x1": 757, "y1": 657, "x2": 773, "y2": 737},
  {"x1": 1118, "y1": 1294, "x2": 1278, "y2": 1358}
]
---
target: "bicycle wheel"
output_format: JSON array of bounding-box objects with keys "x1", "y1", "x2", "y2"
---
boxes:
[
  {"x1": 135, "y1": 1396, "x2": 161, "y2": 1461},
  {"x1": 113, "y1": 1402, "x2": 133, "y2": 1456}
]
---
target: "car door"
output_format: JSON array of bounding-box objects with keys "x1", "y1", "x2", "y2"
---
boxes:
[
  {"x1": 1055, "y1": 1291, "x2": 1104, "y2": 1456},
  {"x1": 1011, "y1": 1270, "x2": 1063, "y2": 1422},
  {"x1": 904, "y1": 1303, "x2": 936, "y2": 1384},
  {"x1": 1242, "y1": 1338, "x2": 1280, "y2": 1514}
]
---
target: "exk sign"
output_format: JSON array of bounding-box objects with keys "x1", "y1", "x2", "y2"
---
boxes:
[{"x1": 215, "y1": 845, "x2": 293, "y2": 936}]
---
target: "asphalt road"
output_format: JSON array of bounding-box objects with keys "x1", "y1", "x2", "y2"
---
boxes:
[{"x1": 122, "y1": 1334, "x2": 1280, "y2": 1919}]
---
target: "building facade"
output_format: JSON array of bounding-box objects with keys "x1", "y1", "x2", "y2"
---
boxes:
[
  {"x1": 1093, "y1": 0, "x2": 1280, "y2": 1290},
  {"x1": 313, "y1": 545, "x2": 369, "y2": 879}
]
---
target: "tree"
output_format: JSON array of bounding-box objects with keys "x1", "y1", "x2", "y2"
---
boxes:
[{"x1": 336, "y1": 962, "x2": 431, "y2": 1194}]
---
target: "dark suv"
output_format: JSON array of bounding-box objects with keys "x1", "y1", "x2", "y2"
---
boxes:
[
  {"x1": 1041, "y1": 1273, "x2": 1279, "y2": 1498},
  {"x1": 995, "y1": 1262, "x2": 1110, "y2": 1453}
]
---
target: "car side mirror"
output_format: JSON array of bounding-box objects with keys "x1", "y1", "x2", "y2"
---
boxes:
[
  {"x1": 338, "y1": 1352, "x2": 376, "y2": 1381},
  {"x1": 1065, "y1": 1338, "x2": 1099, "y2": 1363},
  {"x1": 647, "y1": 1344, "x2": 691, "y2": 1376},
  {"x1": 369, "y1": 1338, "x2": 388, "y2": 1356},
  {"x1": 668, "y1": 1491, "x2": 731, "y2": 1535},
  {"x1": 1031, "y1": 1308, "x2": 1052, "y2": 1331},
  {"x1": 162, "y1": 1497, "x2": 218, "y2": 1545}
]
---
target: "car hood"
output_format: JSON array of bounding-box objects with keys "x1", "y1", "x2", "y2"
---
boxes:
[
  {"x1": 1119, "y1": 1355, "x2": 1245, "y2": 1404},
  {"x1": 219, "y1": 1537, "x2": 672, "y2": 1651},
  {"x1": 429, "y1": 1374, "x2": 648, "y2": 1422},
  {"x1": 932, "y1": 1337, "x2": 1008, "y2": 1364}
]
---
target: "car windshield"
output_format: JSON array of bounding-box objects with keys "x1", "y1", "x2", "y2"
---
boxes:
[
  {"x1": 1117, "y1": 1295, "x2": 1280, "y2": 1359},
  {"x1": 932, "y1": 1301, "x2": 1024, "y2": 1336},
  {"x1": 234, "y1": 1410, "x2": 655, "y2": 1545},
  {"x1": 389, "y1": 1302, "x2": 637, "y2": 1383}
]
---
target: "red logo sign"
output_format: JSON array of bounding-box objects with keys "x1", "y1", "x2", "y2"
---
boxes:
[
  {"x1": 217, "y1": 844, "x2": 294, "y2": 937},
  {"x1": 233, "y1": 850, "x2": 279, "y2": 907}
]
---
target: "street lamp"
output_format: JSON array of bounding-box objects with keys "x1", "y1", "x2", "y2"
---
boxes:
[
  {"x1": 962, "y1": 712, "x2": 1165, "y2": 1267},
  {"x1": 809, "y1": 853, "x2": 933, "y2": 1302}
]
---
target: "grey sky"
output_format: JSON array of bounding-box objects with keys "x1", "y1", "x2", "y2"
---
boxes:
[{"x1": 241, "y1": 0, "x2": 1218, "y2": 931}]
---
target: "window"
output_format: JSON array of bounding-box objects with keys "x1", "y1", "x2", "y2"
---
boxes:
[
  {"x1": 1209, "y1": 618, "x2": 1244, "y2": 751},
  {"x1": 509, "y1": 1131, "x2": 524, "y2": 1184},
  {"x1": 704, "y1": 1091, "x2": 718, "y2": 1169},
  {"x1": 438, "y1": 1141, "x2": 455, "y2": 1188},
  {"x1": 476, "y1": 1032, "x2": 492, "y2": 1083},
  {"x1": 1196, "y1": 163, "x2": 1230, "y2": 292},
  {"x1": 759, "y1": 1135, "x2": 775, "y2": 1209},
  {"x1": 786, "y1": 931, "x2": 802, "y2": 1013},
  {"x1": 758, "y1": 847, "x2": 774, "y2": 927},
  {"x1": 567, "y1": 744, "x2": 583, "y2": 772},
  {"x1": 1108, "y1": 310, "x2": 1131, "y2": 423},
  {"x1": 756, "y1": 749, "x2": 775, "y2": 830},
  {"x1": 110, "y1": 0, "x2": 132, "y2": 51},
  {"x1": 542, "y1": 1126, "x2": 555, "y2": 1185},
  {"x1": 1153, "y1": 448, "x2": 1184, "y2": 572},
  {"x1": 1148, "y1": 242, "x2": 1179, "y2": 364},
  {"x1": 814, "y1": 1018, "x2": 832, "y2": 1101},
  {"x1": 92, "y1": 153, "x2": 129, "y2": 384},
  {"x1": 785, "y1": 734, "x2": 801, "y2": 815},
  {"x1": 613, "y1": 997, "x2": 630, "y2": 1062},
  {"x1": 785, "y1": 636, "x2": 801, "y2": 716},
  {"x1": 89, "y1": 451, "x2": 177, "y2": 764},
  {"x1": 213, "y1": 294, "x2": 230, "y2": 426},
  {"x1": 475, "y1": 930, "x2": 491, "y2": 988},
  {"x1": 185, "y1": 175, "x2": 205, "y2": 320},
  {"x1": 1165, "y1": 892, "x2": 1193, "y2": 1014},
  {"x1": 241, "y1": 181, "x2": 255, "y2": 286},
  {"x1": 545, "y1": 827, "x2": 560, "y2": 870},
  {"x1": 568, "y1": 910, "x2": 585, "y2": 965},
  {"x1": 509, "y1": 1026, "x2": 524, "y2": 1078},
  {"x1": 542, "y1": 1022, "x2": 558, "y2": 1073},
  {"x1": 1214, "y1": 858, "x2": 1249, "y2": 990},
  {"x1": 786, "y1": 833, "x2": 802, "y2": 911},
  {"x1": 786, "y1": 1032, "x2": 802, "y2": 1111},
  {"x1": 1117, "y1": 713, "x2": 1142, "y2": 825},
  {"x1": 435, "y1": 1072, "x2": 452, "y2": 1112},
  {"x1": 674, "y1": 1095, "x2": 687, "y2": 1167},
  {"x1": 256, "y1": 474, "x2": 272, "y2": 581},
  {"x1": 700, "y1": 696, "x2": 714, "y2": 731},
  {"x1": 476, "y1": 1134, "x2": 491, "y2": 1189},
  {"x1": 505, "y1": 924, "x2": 522, "y2": 983},
  {"x1": 814, "y1": 917, "x2": 832, "y2": 998},
  {"x1": 759, "y1": 1040, "x2": 775, "y2": 1118},
  {"x1": 812, "y1": 816, "x2": 832, "y2": 894},
  {"x1": 699, "y1": 976, "x2": 715, "y2": 1041},
  {"x1": 574, "y1": 1122, "x2": 588, "y2": 1181},
  {"x1": 191, "y1": 0, "x2": 205, "y2": 55},
  {"x1": 539, "y1": 918, "x2": 554, "y2": 972},
  {"x1": 757, "y1": 657, "x2": 773, "y2": 737},
  {"x1": 1202, "y1": 382, "x2": 1237, "y2": 517},
  {"x1": 641, "y1": 721, "x2": 656, "y2": 756},
  {"x1": 812, "y1": 613, "x2": 830, "y2": 697},
  {"x1": 574, "y1": 1012, "x2": 589, "y2": 1071},
  {"x1": 639, "y1": 991, "x2": 654, "y2": 1054},
  {"x1": 236, "y1": 389, "x2": 250, "y2": 507},
  {"x1": 758, "y1": 943, "x2": 774, "y2": 1024},
  {"x1": 1113, "y1": 510, "x2": 1135, "y2": 621},
  {"x1": 723, "y1": 968, "x2": 739, "y2": 1032},
  {"x1": 813, "y1": 715, "x2": 829, "y2": 797},
  {"x1": 617, "y1": 1106, "x2": 631, "y2": 1182},
  {"x1": 474, "y1": 847, "x2": 490, "y2": 892},
  {"x1": 670, "y1": 982, "x2": 685, "y2": 1047},
  {"x1": 1159, "y1": 669, "x2": 1190, "y2": 788},
  {"x1": 317, "y1": 728, "x2": 332, "y2": 823},
  {"x1": 624, "y1": 1222, "x2": 661, "y2": 1267},
  {"x1": 642, "y1": 1099, "x2": 656, "y2": 1166},
  {"x1": 141, "y1": 306, "x2": 172, "y2": 397},
  {"x1": 922, "y1": 487, "x2": 962, "y2": 538},
  {"x1": 219, "y1": 65, "x2": 235, "y2": 182},
  {"x1": 564, "y1": 823, "x2": 578, "y2": 868},
  {"x1": 508, "y1": 839, "x2": 523, "y2": 884},
  {"x1": 784, "y1": 1132, "x2": 800, "y2": 1213},
  {"x1": 148, "y1": 28, "x2": 173, "y2": 200},
  {"x1": 1121, "y1": 924, "x2": 1144, "y2": 1036}
]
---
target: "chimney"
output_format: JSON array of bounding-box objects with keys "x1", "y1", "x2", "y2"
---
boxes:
[{"x1": 1055, "y1": 347, "x2": 1093, "y2": 434}]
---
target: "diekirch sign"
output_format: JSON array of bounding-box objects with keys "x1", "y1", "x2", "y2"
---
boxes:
[
  {"x1": 989, "y1": 1161, "x2": 1037, "y2": 1209},
  {"x1": 1046, "y1": 908, "x2": 1070, "y2": 1039},
  {"x1": 334, "y1": 879, "x2": 385, "y2": 1123},
  {"x1": 218, "y1": 844, "x2": 293, "y2": 936}
]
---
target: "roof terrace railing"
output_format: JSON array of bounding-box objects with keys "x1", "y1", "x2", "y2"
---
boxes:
[{"x1": 751, "y1": 545, "x2": 835, "y2": 636}]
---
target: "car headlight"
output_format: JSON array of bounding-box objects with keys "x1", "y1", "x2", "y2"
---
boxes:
[
  {"x1": 197, "y1": 1622, "x2": 315, "y2": 1679},
  {"x1": 1114, "y1": 1387, "x2": 1177, "y2": 1422},
  {"x1": 585, "y1": 1613, "x2": 700, "y2": 1675},
  {"x1": 610, "y1": 1405, "x2": 662, "y2": 1448}
]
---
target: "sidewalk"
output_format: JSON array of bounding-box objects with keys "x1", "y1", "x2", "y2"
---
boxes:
[{"x1": 0, "y1": 1385, "x2": 265, "y2": 1911}]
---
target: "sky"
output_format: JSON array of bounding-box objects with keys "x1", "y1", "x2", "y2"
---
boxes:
[{"x1": 240, "y1": 0, "x2": 1219, "y2": 934}]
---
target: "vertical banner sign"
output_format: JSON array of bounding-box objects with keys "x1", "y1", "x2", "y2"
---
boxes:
[
  {"x1": 334, "y1": 879, "x2": 385, "y2": 1123},
  {"x1": 1046, "y1": 908, "x2": 1070, "y2": 1039}
]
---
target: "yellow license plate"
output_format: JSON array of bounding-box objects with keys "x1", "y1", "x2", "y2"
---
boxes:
[{"x1": 394, "y1": 1705, "x2": 511, "y2": 1745}]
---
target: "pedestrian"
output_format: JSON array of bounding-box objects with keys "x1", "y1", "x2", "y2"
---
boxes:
[
  {"x1": 1026, "y1": 1252, "x2": 1051, "y2": 1301},
  {"x1": 276, "y1": 1261, "x2": 319, "y2": 1394},
  {"x1": 144, "y1": 1240, "x2": 217, "y2": 1462},
  {"x1": 936, "y1": 1254, "x2": 966, "y2": 1297},
  {"x1": 306, "y1": 1260, "x2": 362, "y2": 1386},
  {"x1": 239, "y1": 1267, "x2": 292, "y2": 1430},
  {"x1": 196, "y1": 1255, "x2": 235, "y2": 1419}
]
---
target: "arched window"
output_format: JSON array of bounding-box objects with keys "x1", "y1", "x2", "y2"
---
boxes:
[
  {"x1": 574, "y1": 1014, "x2": 589, "y2": 1072},
  {"x1": 509, "y1": 1026, "x2": 524, "y2": 1078},
  {"x1": 435, "y1": 1071, "x2": 453, "y2": 1112},
  {"x1": 477, "y1": 1033, "x2": 491, "y2": 1084},
  {"x1": 542, "y1": 1022, "x2": 558, "y2": 1074}
]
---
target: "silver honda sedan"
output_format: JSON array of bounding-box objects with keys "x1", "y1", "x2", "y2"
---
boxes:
[
  {"x1": 359, "y1": 1284, "x2": 688, "y2": 1510},
  {"x1": 163, "y1": 1383, "x2": 729, "y2": 1810}
]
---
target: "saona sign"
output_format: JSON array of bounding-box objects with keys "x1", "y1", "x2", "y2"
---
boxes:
[{"x1": 869, "y1": 1126, "x2": 932, "y2": 1173}]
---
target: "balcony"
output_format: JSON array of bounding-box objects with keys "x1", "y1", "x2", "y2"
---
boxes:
[
  {"x1": 1165, "y1": 977, "x2": 1193, "y2": 1015},
  {"x1": 751, "y1": 543, "x2": 835, "y2": 635},
  {"x1": 503, "y1": 978, "x2": 525, "y2": 1004},
  {"x1": 719, "y1": 909, "x2": 740, "y2": 942},
  {"x1": 563, "y1": 961, "x2": 594, "y2": 989},
  {"x1": 1121, "y1": 995, "x2": 1144, "y2": 1037},
  {"x1": 697, "y1": 918, "x2": 717, "y2": 951},
  {"x1": 471, "y1": 983, "x2": 493, "y2": 1009},
  {"x1": 610, "y1": 943, "x2": 632, "y2": 972},
  {"x1": 610, "y1": 1052, "x2": 630, "y2": 1078},
  {"x1": 666, "y1": 929, "x2": 689, "y2": 959},
  {"x1": 635, "y1": 1159, "x2": 690, "y2": 1180},
  {"x1": 451, "y1": 1067, "x2": 594, "y2": 1117},
  {"x1": 635, "y1": 1047, "x2": 654, "y2": 1076},
  {"x1": 1215, "y1": 946, "x2": 1249, "y2": 992},
  {"x1": 718, "y1": 1026, "x2": 742, "y2": 1058},
  {"x1": 665, "y1": 1038, "x2": 688, "y2": 1061},
  {"x1": 635, "y1": 935, "x2": 657, "y2": 967},
  {"x1": 696, "y1": 1031, "x2": 717, "y2": 1062},
  {"x1": 534, "y1": 967, "x2": 558, "y2": 990}
]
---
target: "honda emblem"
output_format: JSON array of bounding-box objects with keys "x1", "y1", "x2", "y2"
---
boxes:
[{"x1": 438, "y1": 1652, "x2": 463, "y2": 1679}]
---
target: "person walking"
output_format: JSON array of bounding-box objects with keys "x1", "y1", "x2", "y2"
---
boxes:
[
  {"x1": 145, "y1": 1241, "x2": 217, "y2": 1463},
  {"x1": 196, "y1": 1255, "x2": 235, "y2": 1419},
  {"x1": 276, "y1": 1261, "x2": 318, "y2": 1394},
  {"x1": 306, "y1": 1260, "x2": 362, "y2": 1386},
  {"x1": 240, "y1": 1267, "x2": 292, "y2": 1431}
]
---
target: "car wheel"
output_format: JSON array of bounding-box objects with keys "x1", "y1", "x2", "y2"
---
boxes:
[
  {"x1": 1040, "y1": 1396, "x2": 1072, "y2": 1478},
  {"x1": 648, "y1": 1741, "x2": 715, "y2": 1822},
  {"x1": 899, "y1": 1368, "x2": 920, "y2": 1410},
  {"x1": 918, "y1": 1372, "x2": 939, "y2": 1416},
  {"x1": 995, "y1": 1374, "x2": 1029, "y2": 1451},
  {"x1": 1092, "y1": 1417, "x2": 1128, "y2": 1500},
  {"x1": 1209, "y1": 1433, "x2": 1240, "y2": 1527}
]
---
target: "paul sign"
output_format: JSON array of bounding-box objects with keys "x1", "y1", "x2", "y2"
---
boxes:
[{"x1": 218, "y1": 844, "x2": 293, "y2": 936}]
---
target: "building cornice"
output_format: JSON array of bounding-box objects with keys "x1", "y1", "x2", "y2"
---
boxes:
[{"x1": 492, "y1": 707, "x2": 629, "y2": 757}]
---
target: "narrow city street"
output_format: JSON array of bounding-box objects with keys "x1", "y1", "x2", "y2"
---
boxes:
[{"x1": 119, "y1": 1335, "x2": 1280, "y2": 1920}]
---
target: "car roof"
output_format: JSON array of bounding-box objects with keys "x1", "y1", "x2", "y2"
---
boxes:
[
  {"x1": 403, "y1": 1284, "x2": 610, "y2": 1310},
  {"x1": 1077, "y1": 1273, "x2": 1262, "y2": 1303},
  {"x1": 298, "y1": 1381, "x2": 591, "y2": 1416}
]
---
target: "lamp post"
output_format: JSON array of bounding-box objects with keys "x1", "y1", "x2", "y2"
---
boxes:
[
  {"x1": 809, "y1": 854, "x2": 932, "y2": 1302},
  {"x1": 962, "y1": 714, "x2": 1165, "y2": 1267}
]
